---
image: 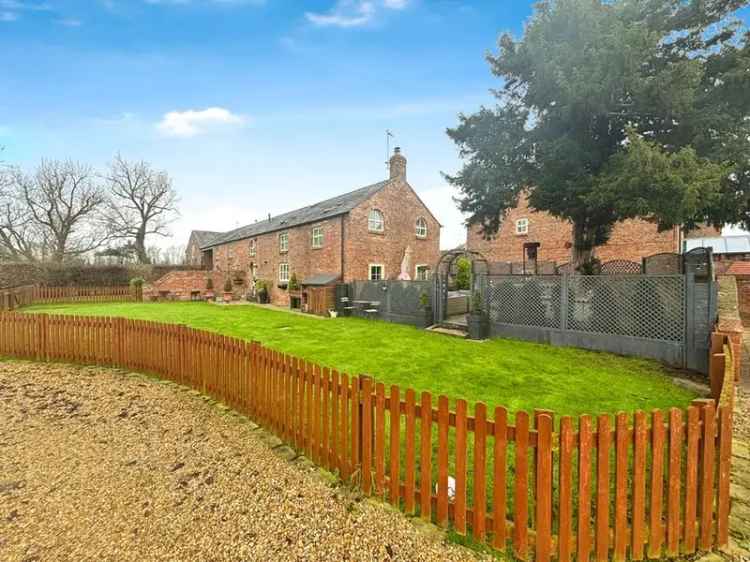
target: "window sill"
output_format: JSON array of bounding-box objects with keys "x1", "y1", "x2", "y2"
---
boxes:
[{"x1": 368, "y1": 230, "x2": 385, "y2": 236}]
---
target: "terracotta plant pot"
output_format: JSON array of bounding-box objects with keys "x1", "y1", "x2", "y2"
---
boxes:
[
  {"x1": 223, "y1": 292, "x2": 232, "y2": 303},
  {"x1": 205, "y1": 291, "x2": 215, "y2": 301}
]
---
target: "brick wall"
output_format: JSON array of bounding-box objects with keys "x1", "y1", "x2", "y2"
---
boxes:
[
  {"x1": 466, "y1": 193, "x2": 720, "y2": 265},
  {"x1": 210, "y1": 216, "x2": 345, "y2": 306},
  {"x1": 344, "y1": 179, "x2": 440, "y2": 282}
]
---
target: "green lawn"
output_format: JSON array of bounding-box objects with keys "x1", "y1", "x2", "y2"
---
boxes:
[{"x1": 23, "y1": 301, "x2": 697, "y2": 418}]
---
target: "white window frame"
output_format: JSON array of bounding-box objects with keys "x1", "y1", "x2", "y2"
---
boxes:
[
  {"x1": 368, "y1": 209, "x2": 384, "y2": 233},
  {"x1": 249, "y1": 239, "x2": 256, "y2": 257},
  {"x1": 415, "y1": 264, "x2": 430, "y2": 280},
  {"x1": 515, "y1": 218, "x2": 529, "y2": 235},
  {"x1": 279, "y1": 232, "x2": 289, "y2": 253},
  {"x1": 415, "y1": 217, "x2": 428, "y2": 238},
  {"x1": 368, "y1": 263, "x2": 384, "y2": 281},
  {"x1": 311, "y1": 226, "x2": 323, "y2": 249},
  {"x1": 279, "y1": 263, "x2": 289, "y2": 283}
]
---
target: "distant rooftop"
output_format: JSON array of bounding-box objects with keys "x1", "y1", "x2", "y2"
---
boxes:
[
  {"x1": 201, "y1": 179, "x2": 392, "y2": 249},
  {"x1": 190, "y1": 230, "x2": 223, "y2": 248},
  {"x1": 684, "y1": 235, "x2": 750, "y2": 255}
]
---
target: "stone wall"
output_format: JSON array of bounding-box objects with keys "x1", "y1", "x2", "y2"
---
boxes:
[{"x1": 0, "y1": 262, "x2": 197, "y2": 289}]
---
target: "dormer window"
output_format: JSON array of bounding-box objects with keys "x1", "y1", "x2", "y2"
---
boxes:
[
  {"x1": 515, "y1": 218, "x2": 529, "y2": 235},
  {"x1": 279, "y1": 232, "x2": 288, "y2": 253},
  {"x1": 368, "y1": 209, "x2": 384, "y2": 233},
  {"x1": 416, "y1": 217, "x2": 427, "y2": 238}
]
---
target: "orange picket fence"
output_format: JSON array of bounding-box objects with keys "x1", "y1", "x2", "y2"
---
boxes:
[
  {"x1": 0, "y1": 312, "x2": 735, "y2": 561},
  {"x1": 0, "y1": 285, "x2": 134, "y2": 310}
]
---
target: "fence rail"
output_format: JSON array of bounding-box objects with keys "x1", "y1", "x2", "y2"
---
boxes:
[
  {"x1": 0, "y1": 285, "x2": 134, "y2": 310},
  {"x1": 0, "y1": 312, "x2": 734, "y2": 561}
]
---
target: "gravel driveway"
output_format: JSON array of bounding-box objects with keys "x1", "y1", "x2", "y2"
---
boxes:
[{"x1": 0, "y1": 360, "x2": 487, "y2": 562}]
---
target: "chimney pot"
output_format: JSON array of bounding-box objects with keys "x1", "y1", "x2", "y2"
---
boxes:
[{"x1": 389, "y1": 147, "x2": 406, "y2": 180}]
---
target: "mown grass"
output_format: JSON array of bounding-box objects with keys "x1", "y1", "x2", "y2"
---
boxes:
[{"x1": 23, "y1": 301, "x2": 697, "y2": 417}]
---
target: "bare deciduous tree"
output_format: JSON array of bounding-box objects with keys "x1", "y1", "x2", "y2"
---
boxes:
[
  {"x1": 0, "y1": 166, "x2": 39, "y2": 261},
  {"x1": 19, "y1": 159, "x2": 108, "y2": 262},
  {"x1": 104, "y1": 154, "x2": 179, "y2": 264}
]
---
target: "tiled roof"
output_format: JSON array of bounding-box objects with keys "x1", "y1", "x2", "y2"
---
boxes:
[
  {"x1": 190, "y1": 230, "x2": 223, "y2": 248},
  {"x1": 201, "y1": 179, "x2": 392, "y2": 249},
  {"x1": 300, "y1": 273, "x2": 340, "y2": 286},
  {"x1": 726, "y1": 261, "x2": 750, "y2": 275}
]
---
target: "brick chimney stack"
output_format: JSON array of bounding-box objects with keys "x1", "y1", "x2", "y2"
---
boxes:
[{"x1": 389, "y1": 146, "x2": 406, "y2": 180}]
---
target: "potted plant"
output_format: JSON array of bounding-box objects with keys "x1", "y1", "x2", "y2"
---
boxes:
[
  {"x1": 205, "y1": 276, "x2": 215, "y2": 301},
  {"x1": 419, "y1": 291, "x2": 433, "y2": 328},
  {"x1": 467, "y1": 289, "x2": 489, "y2": 340},
  {"x1": 222, "y1": 277, "x2": 233, "y2": 303},
  {"x1": 256, "y1": 279, "x2": 269, "y2": 304}
]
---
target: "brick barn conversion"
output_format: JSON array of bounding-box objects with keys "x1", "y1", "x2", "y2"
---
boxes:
[
  {"x1": 466, "y1": 192, "x2": 720, "y2": 272},
  {"x1": 185, "y1": 230, "x2": 222, "y2": 267},
  {"x1": 153, "y1": 148, "x2": 441, "y2": 306}
]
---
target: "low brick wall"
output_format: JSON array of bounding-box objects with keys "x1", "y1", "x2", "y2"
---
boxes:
[
  {"x1": 145, "y1": 270, "x2": 247, "y2": 300},
  {"x1": 716, "y1": 275, "x2": 744, "y2": 381}
]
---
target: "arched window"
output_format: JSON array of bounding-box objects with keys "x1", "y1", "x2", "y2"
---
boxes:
[
  {"x1": 368, "y1": 209, "x2": 384, "y2": 232},
  {"x1": 415, "y1": 217, "x2": 427, "y2": 238}
]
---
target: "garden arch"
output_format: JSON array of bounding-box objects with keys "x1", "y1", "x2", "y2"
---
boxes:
[{"x1": 432, "y1": 249, "x2": 488, "y2": 324}]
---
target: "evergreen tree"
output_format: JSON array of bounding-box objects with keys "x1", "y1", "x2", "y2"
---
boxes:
[{"x1": 447, "y1": 0, "x2": 750, "y2": 267}]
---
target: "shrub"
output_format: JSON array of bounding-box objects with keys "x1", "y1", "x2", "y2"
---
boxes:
[
  {"x1": 129, "y1": 277, "x2": 145, "y2": 289},
  {"x1": 455, "y1": 257, "x2": 471, "y2": 290},
  {"x1": 288, "y1": 272, "x2": 299, "y2": 291},
  {"x1": 206, "y1": 277, "x2": 214, "y2": 291},
  {"x1": 223, "y1": 277, "x2": 233, "y2": 293}
]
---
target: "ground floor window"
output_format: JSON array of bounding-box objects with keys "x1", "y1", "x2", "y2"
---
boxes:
[
  {"x1": 369, "y1": 264, "x2": 384, "y2": 281},
  {"x1": 415, "y1": 264, "x2": 430, "y2": 280},
  {"x1": 279, "y1": 263, "x2": 289, "y2": 283}
]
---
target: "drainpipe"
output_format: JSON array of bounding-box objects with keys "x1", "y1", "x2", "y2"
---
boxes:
[{"x1": 340, "y1": 215, "x2": 346, "y2": 281}]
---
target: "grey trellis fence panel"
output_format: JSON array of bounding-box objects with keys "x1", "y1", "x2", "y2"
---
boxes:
[
  {"x1": 349, "y1": 280, "x2": 432, "y2": 327},
  {"x1": 481, "y1": 273, "x2": 713, "y2": 372}
]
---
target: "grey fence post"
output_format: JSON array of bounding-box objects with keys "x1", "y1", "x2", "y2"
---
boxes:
[
  {"x1": 684, "y1": 272, "x2": 695, "y2": 370},
  {"x1": 385, "y1": 282, "x2": 392, "y2": 319},
  {"x1": 560, "y1": 274, "x2": 569, "y2": 332}
]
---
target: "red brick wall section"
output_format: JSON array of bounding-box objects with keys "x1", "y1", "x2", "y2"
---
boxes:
[
  {"x1": 466, "y1": 193, "x2": 682, "y2": 265},
  {"x1": 344, "y1": 179, "x2": 441, "y2": 282},
  {"x1": 210, "y1": 216, "x2": 344, "y2": 306},
  {"x1": 185, "y1": 233, "x2": 203, "y2": 267},
  {"x1": 146, "y1": 270, "x2": 215, "y2": 299}
]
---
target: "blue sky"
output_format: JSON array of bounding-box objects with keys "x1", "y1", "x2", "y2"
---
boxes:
[
  {"x1": 1, "y1": 0, "x2": 537, "y2": 251},
  {"x1": 2, "y1": 1, "x2": 747, "y2": 251}
]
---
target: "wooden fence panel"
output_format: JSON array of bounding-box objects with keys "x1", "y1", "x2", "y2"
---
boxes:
[{"x1": 0, "y1": 312, "x2": 735, "y2": 562}]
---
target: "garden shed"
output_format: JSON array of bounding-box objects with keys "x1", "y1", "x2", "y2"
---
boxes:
[{"x1": 298, "y1": 273, "x2": 339, "y2": 316}]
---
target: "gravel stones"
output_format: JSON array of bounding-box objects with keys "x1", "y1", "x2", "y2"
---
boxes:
[{"x1": 0, "y1": 360, "x2": 487, "y2": 561}]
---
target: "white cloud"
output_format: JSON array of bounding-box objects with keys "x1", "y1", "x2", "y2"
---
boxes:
[
  {"x1": 305, "y1": 1, "x2": 375, "y2": 28},
  {"x1": 157, "y1": 107, "x2": 247, "y2": 138},
  {"x1": 305, "y1": 0, "x2": 408, "y2": 29}
]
